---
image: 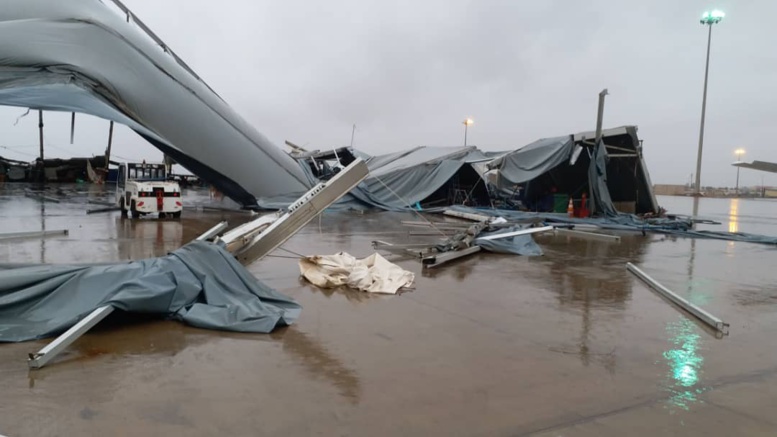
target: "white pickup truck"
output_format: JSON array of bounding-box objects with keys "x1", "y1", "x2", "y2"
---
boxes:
[{"x1": 116, "y1": 162, "x2": 183, "y2": 218}]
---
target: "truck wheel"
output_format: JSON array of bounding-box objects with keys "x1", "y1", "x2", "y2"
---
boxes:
[
  {"x1": 130, "y1": 200, "x2": 140, "y2": 219},
  {"x1": 172, "y1": 211, "x2": 181, "y2": 219},
  {"x1": 120, "y1": 198, "x2": 128, "y2": 217}
]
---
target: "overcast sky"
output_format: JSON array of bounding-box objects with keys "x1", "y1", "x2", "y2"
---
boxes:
[{"x1": 2, "y1": 0, "x2": 776, "y2": 187}]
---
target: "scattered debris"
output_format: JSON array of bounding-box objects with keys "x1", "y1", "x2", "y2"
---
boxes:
[
  {"x1": 374, "y1": 211, "x2": 550, "y2": 269},
  {"x1": 0, "y1": 229, "x2": 68, "y2": 241},
  {"x1": 627, "y1": 262, "x2": 729, "y2": 335},
  {"x1": 299, "y1": 252, "x2": 415, "y2": 294},
  {"x1": 24, "y1": 189, "x2": 60, "y2": 203},
  {"x1": 6, "y1": 159, "x2": 369, "y2": 369},
  {"x1": 86, "y1": 206, "x2": 121, "y2": 215}
]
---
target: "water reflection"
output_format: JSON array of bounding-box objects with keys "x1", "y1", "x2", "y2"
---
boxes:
[
  {"x1": 542, "y1": 236, "x2": 652, "y2": 373},
  {"x1": 271, "y1": 328, "x2": 362, "y2": 403},
  {"x1": 116, "y1": 217, "x2": 183, "y2": 260},
  {"x1": 663, "y1": 317, "x2": 706, "y2": 410},
  {"x1": 728, "y1": 198, "x2": 739, "y2": 233}
]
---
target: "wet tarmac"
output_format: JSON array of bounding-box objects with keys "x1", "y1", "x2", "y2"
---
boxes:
[{"x1": 1, "y1": 184, "x2": 777, "y2": 436}]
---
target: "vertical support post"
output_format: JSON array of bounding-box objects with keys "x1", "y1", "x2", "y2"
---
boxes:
[
  {"x1": 595, "y1": 88, "x2": 608, "y2": 145},
  {"x1": 735, "y1": 166, "x2": 740, "y2": 196},
  {"x1": 694, "y1": 24, "x2": 714, "y2": 196},
  {"x1": 38, "y1": 110, "x2": 44, "y2": 161},
  {"x1": 589, "y1": 89, "x2": 608, "y2": 216},
  {"x1": 70, "y1": 112, "x2": 76, "y2": 144},
  {"x1": 105, "y1": 121, "x2": 114, "y2": 173}
]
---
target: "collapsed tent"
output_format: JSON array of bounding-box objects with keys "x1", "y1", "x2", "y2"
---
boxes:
[
  {"x1": 285, "y1": 126, "x2": 659, "y2": 216},
  {"x1": 0, "y1": 241, "x2": 301, "y2": 342},
  {"x1": 0, "y1": 0, "x2": 310, "y2": 207},
  {"x1": 275, "y1": 146, "x2": 494, "y2": 210},
  {"x1": 487, "y1": 126, "x2": 658, "y2": 216}
]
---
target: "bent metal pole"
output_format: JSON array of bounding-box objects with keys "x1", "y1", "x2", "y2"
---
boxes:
[{"x1": 627, "y1": 262, "x2": 729, "y2": 335}]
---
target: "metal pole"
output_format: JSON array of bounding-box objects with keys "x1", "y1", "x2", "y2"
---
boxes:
[
  {"x1": 105, "y1": 121, "x2": 114, "y2": 172},
  {"x1": 28, "y1": 306, "x2": 115, "y2": 369},
  {"x1": 195, "y1": 221, "x2": 228, "y2": 241},
  {"x1": 70, "y1": 112, "x2": 75, "y2": 144},
  {"x1": 627, "y1": 262, "x2": 729, "y2": 335},
  {"x1": 350, "y1": 124, "x2": 356, "y2": 148},
  {"x1": 735, "y1": 166, "x2": 740, "y2": 196},
  {"x1": 694, "y1": 24, "x2": 714, "y2": 196},
  {"x1": 38, "y1": 110, "x2": 44, "y2": 161},
  {"x1": 464, "y1": 123, "x2": 468, "y2": 146},
  {"x1": 595, "y1": 89, "x2": 608, "y2": 145}
]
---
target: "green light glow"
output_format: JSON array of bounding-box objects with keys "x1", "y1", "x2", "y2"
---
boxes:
[
  {"x1": 700, "y1": 10, "x2": 725, "y2": 24},
  {"x1": 663, "y1": 318, "x2": 706, "y2": 410}
]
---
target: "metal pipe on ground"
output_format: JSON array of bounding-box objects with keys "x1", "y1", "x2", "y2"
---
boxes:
[
  {"x1": 443, "y1": 209, "x2": 492, "y2": 222},
  {"x1": 28, "y1": 306, "x2": 115, "y2": 369},
  {"x1": 25, "y1": 191, "x2": 60, "y2": 203},
  {"x1": 86, "y1": 207, "x2": 121, "y2": 215},
  {"x1": 423, "y1": 246, "x2": 482, "y2": 268},
  {"x1": 476, "y1": 226, "x2": 554, "y2": 241},
  {"x1": 0, "y1": 229, "x2": 68, "y2": 241},
  {"x1": 626, "y1": 262, "x2": 729, "y2": 335}
]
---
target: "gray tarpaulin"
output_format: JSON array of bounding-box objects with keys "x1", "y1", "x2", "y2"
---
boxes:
[
  {"x1": 475, "y1": 226, "x2": 543, "y2": 256},
  {"x1": 0, "y1": 0, "x2": 310, "y2": 207},
  {"x1": 260, "y1": 146, "x2": 489, "y2": 210},
  {"x1": 587, "y1": 140, "x2": 618, "y2": 217},
  {"x1": 487, "y1": 136, "x2": 575, "y2": 186},
  {"x1": 0, "y1": 241, "x2": 301, "y2": 342}
]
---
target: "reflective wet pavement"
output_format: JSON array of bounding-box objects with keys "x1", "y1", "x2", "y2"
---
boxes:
[{"x1": 1, "y1": 185, "x2": 776, "y2": 436}]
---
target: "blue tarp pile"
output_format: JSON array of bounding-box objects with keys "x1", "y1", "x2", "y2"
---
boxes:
[{"x1": 0, "y1": 241, "x2": 301, "y2": 342}]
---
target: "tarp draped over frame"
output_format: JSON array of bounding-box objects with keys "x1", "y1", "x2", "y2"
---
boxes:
[
  {"x1": 587, "y1": 140, "x2": 618, "y2": 217},
  {"x1": 260, "y1": 146, "x2": 490, "y2": 210},
  {"x1": 0, "y1": 241, "x2": 301, "y2": 342},
  {"x1": 487, "y1": 136, "x2": 575, "y2": 186},
  {"x1": 0, "y1": 0, "x2": 310, "y2": 206}
]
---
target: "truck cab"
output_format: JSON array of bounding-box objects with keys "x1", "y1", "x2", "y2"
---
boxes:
[{"x1": 116, "y1": 162, "x2": 183, "y2": 218}]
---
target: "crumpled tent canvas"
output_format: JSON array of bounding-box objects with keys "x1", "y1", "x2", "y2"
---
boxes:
[
  {"x1": 487, "y1": 136, "x2": 576, "y2": 186},
  {"x1": 0, "y1": 0, "x2": 310, "y2": 207},
  {"x1": 0, "y1": 241, "x2": 301, "y2": 342},
  {"x1": 262, "y1": 146, "x2": 493, "y2": 210},
  {"x1": 299, "y1": 252, "x2": 415, "y2": 294}
]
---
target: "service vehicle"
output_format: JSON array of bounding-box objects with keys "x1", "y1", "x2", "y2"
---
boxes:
[{"x1": 116, "y1": 162, "x2": 182, "y2": 218}]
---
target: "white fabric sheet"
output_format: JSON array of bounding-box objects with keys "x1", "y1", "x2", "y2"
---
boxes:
[{"x1": 299, "y1": 252, "x2": 414, "y2": 294}]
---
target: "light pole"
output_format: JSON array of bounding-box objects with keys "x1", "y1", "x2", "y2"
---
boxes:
[
  {"x1": 735, "y1": 148, "x2": 745, "y2": 196},
  {"x1": 694, "y1": 9, "x2": 725, "y2": 196},
  {"x1": 463, "y1": 118, "x2": 473, "y2": 146}
]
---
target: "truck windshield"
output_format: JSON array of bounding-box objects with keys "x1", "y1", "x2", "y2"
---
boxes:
[{"x1": 128, "y1": 166, "x2": 165, "y2": 181}]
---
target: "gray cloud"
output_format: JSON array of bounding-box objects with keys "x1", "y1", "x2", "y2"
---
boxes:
[{"x1": 2, "y1": 0, "x2": 776, "y2": 188}]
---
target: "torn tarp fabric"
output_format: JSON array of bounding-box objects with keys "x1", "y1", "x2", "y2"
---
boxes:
[{"x1": 0, "y1": 241, "x2": 301, "y2": 342}]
